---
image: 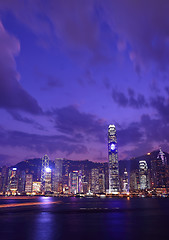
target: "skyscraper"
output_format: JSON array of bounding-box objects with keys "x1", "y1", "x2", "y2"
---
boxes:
[
  {"x1": 108, "y1": 125, "x2": 120, "y2": 194},
  {"x1": 69, "y1": 170, "x2": 82, "y2": 194},
  {"x1": 41, "y1": 154, "x2": 49, "y2": 192},
  {"x1": 25, "y1": 174, "x2": 33, "y2": 193},
  {"x1": 139, "y1": 160, "x2": 149, "y2": 190},
  {"x1": 122, "y1": 168, "x2": 129, "y2": 193},
  {"x1": 91, "y1": 168, "x2": 99, "y2": 193},
  {"x1": 53, "y1": 158, "x2": 63, "y2": 193},
  {"x1": 8, "y1": 168, "x2": 18, "y2": 195}
]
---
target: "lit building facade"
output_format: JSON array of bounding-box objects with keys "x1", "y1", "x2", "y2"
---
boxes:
[
  {"x1": 8, "y1": 168, "x2": 18, "y2": 194},
  {"x1": 151, "y1": 148, "x2": 167, "y2": 188},
  {"x1": 122, "y1": 168, "x2": 129, "y2": 193},
  {"x1": 32, "y1": 182, "x2": 41, "y2": 193},
  {"x1": 53, "y1": 158, "x2": 63, "y2": 193},
  {"x1": 25, "y1": 174, "x2": 33, "y2": 193},
  {"x1": 108, "y1": 125, "x2": 120, "y2": 194},
  {"x1": 69, "y1": 170, "x2": 82, "y2": 194},
  {"x1": 41, "y1": 154, "x2": 50, "y2": 192},
  {"x1": 130, "y1": 170, "x2": 139, "y2": 191},
  {"x1": 45, "y1": 168, "x2": 52, "y2": 192},
  {"x1": 99, "y1": 171, "x2": 105, "y2": 193},
  {"x1": 139, "y1": 160, "x2": 149, "y2": 190},
  {"x1": 18, "y1": 170, "x2": 26, "y2": 194},
  {"x1": 91, "y1": 168, "x2": 99, "y2": 193}
]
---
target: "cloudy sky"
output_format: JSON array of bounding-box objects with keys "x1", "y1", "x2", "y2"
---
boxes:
[{"x1": 0, "y1": 0, "x2": 169, "y2": 166}]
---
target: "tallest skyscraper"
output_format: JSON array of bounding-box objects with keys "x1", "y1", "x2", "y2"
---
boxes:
[{"x1": 108, "y1": 125, "x2": 120, "y2": 194}]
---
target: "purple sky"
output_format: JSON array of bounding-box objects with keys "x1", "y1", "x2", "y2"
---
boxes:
[{"x1": 0, "y1": 0, "x2": 169, "y2": 166}]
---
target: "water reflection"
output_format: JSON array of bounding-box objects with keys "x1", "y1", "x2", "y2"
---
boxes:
[
  {"x1": 32, "y1": 212, "x2": 60, "y2": 240},
  {"x1": 1, "y1": 198, "x2": 169, "y2": 240}
]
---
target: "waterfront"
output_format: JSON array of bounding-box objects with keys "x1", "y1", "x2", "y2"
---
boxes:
[{"x1": 0, "y1": 197, "x2": 169, "y2": 240}]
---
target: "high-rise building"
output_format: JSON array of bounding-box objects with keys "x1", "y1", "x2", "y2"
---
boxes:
[
  {"x1": 99, "y1": 171, "x2": 105, "y2": 193},
  {"x1": 151, "y1": 148, "x2": 167, "y2": 188},
  {"x1": 25, "y1": 174, "x2": 33, "y2": 193},
  {"x1": 130, "y1": 170, "x2": 139, "y2": 191},
  {"x1": 108, "y1": 125, "x2": 120, "y2": 194},
  {"x1": 139, "y1": 160, "x2": 149, "y2": 190},
  {"x1": 91, "y1": 168, "x2": 99, "y2": 193},
  {"x1": 41, "y1": 154, "x2": 50, "y2": 192},
  {"x1": 69, "y1": 170, "x2": 82, "y2": 194},
  {"x1": 1, "y1": 166, "x2": 8, "y2": 193},
  {"x1": 0, "y1": 172, "x2": 2, "y2": 193},
  {"x1": 32, "y1": 182, "x2": 41, "y2": 193},
  {"x1": 53, "y1": 158, "x2": 63, "y2": 193},
  {"x1": 18, "y1": 170, "x2": 26, "y2": 194},
  {"x1": 45, "y1": 168, "x2": 52, "y2": 192},
  {"x1": 8, "y1": 168, "x2": 18, "y2": 194},
  {"x1": 122, "y1": 168, "x2": 129, "y2": 193}
]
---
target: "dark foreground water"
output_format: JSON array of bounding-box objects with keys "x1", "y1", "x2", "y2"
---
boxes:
[{"x1": 0, "y1": 197, "x2": 169, "y2": 240}]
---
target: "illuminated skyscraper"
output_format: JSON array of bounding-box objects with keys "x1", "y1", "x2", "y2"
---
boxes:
[
  {"x1": 25, "y1": 174, "x2": 33, "y2": 193},
  {"x1": 108, "y1": 125, "x2": 120, "y2": 194},
  {"x1": 53, "y1": 158, "x2": 63, "y2": 193},
  {"x1": 41, "y1": 154, "x2": 49, "y2": 191},
  {"x1": 122, "y1": 168, "x2": 129, "y2": 193},
  {"x1": 151, "y1": 148, "x2": 167, "y2": 188},
  {"x1": 139, "y1": 160, "x2": 148, "y2": 190},
  {"x1": 45, "y1": 168, "x2": 52, "y2": 192},
  {"x1": 8, "y1": 168, "x2": 18, "y2": 194},
  {"x1": 91, "y1": 168, "x2": 99, "y2": 193},
  {"x1": 69, "y1": 170, "x2": 82, "y2": 194}
]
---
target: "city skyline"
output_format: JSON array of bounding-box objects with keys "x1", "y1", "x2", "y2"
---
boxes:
[{"x1": 1, "y1": 1, "x2": 169, "y2": 166}]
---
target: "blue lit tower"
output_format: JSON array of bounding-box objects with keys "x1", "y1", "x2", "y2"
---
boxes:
[{"x1": 108, "y1": 125, "x2": 120, "y2": 194}]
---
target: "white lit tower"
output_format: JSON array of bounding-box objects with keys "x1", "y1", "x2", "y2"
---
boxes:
[
  {"x1": 41, "y1": 154, "x2": 50, "y2": 191},
  {"x1": 108, "y1": 125, "x2": 120, "y2": 194}
]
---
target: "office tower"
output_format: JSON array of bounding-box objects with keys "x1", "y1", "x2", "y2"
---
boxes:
[
  {"x1": 0, "y1": 172, "x2": 2, "y2": 193},
  {"x1": 108, "y1": 125, "x2": 120, "y2": 194},
  {"x1": 8, "y1": 168, "x2": 18, "y2": 194},
  {"x1": 91, "y1": 168, "x2": 99, "y2": 193},
  {"x1": 69, "y1": 170, "x2": 82, "y2": 194},
  {"x1": 18, "y1": 170, "x2": 26, "y2": 194},
  {"x1": 151, "y1": 148, "x2": 166, "y2": 188},
  {"x1": 139, "y1": 160, "x2": 149, "y2": 190},
  {"x1": 130, "y1": 170, "x2": 139, "y2": 191},
  {"x1": 41, "y1": 154, "x2": 49, "y2": 191},
  {"x1": 122, "y1": 168, "x2": 129, "y2": 193},
  {"x1": 25, "y1": 174, "x2": 33, "y2": 193},
  {"x1": 1, "y1": 166, "x2": 8, "y2": 193},
  {"x1": 32, "y1": 182, "x2": 41, "y2": 193},
  {"x1": 99, "y1": 171, "x2": 105, "y2": 193},
  {"x1": 53, "y1": 158, "x2": 63, "y2": 193},
  {"x1": 62, "y1": 160, "x2": 70, "y2": 194},
  {"x1": 158, "y1": 148, "x2": 167, "y2": 165},
  {"x1": 45, "y1": 168, "x2": 52, "y2": 192}
]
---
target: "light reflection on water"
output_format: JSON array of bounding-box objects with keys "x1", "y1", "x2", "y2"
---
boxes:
[
  {"x1": 0, "y1": 198, "x2": 169, "y2": 240},
  {"x1": 32, "y1": 212, "x2": 60, "y2": 240}
]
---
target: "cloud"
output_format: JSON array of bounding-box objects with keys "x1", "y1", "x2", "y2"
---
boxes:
[
  {"x1": 117, "y1": 122, "x2": 143, "y2": 147},
  {"x1": 51, "y1": 105, "x2": 107, "y2": 143},
  {"x1": 0, "y1": 1, "x2": 101, "y2": 54},
  {"x1": 2, "y1": 0, "x2": 169, "y2": 72},
  {"x1": 112, "y1": 88, "x2": 148, "y2": 109},
  {"x1": 101, "y1": 0, "x2": 169, "y2": 72},
  {"x1": 0, "y1": 21, "x2": 42, "y2": 114},
  {"x1": 119, "y1": 113, "x2": 169, "y2": 159},
  {"x1": 0, "y1": 127, "x2": 88, "y2": 155},
  {"x1": 0, "y1": 0, "x2": 117, "y2": 66},
  {"x1": 150, "y1": 95, "x2": 169, "y2": 122},
  {"x1": 8, "y1": 110, "x2": 45, "y2": 130}
]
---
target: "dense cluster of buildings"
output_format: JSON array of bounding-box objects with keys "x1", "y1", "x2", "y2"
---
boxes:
[{"x1": 0, "y1": 125, "x2": 169, "y2": 197}]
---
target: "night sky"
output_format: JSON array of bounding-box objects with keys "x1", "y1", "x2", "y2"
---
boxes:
[{"x1": 0, "y1": 0, "x2": 169, "y2": 166}]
